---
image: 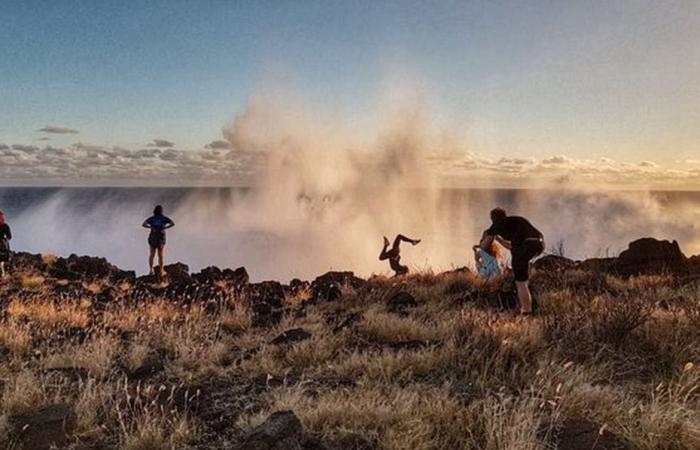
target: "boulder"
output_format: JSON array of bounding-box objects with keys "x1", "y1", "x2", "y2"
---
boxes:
[
  {"x1": 250, "y1": 302, "x2": 283, "y2": 328},
  {"x1": 224, "y1": 266, "x2": 250, "y2": 285},
  {"x1": 48, "y1": 266, "x2": 82, "y2": 281},
  {"x1": 613, "y1": 238, "x2": 689, "y2": 276},
  {"x1": 270, "y1": 328, "x2": 312, "y2": 345},
  {"x1": 159, "y1": 262, "x2": 191, "y2": 283},
  {"x1": 9, "y1": 403, "x2": 77, "y2": 450},
  {"x1": 288, "y1": 278, "x2": 311, "y2": 297},
  {"x1": 246, "y1": 281, "x2": 285, "y2": 308},
  {"x1": 8, "y1": 252, "x2": 47, "y2": 272},
  {"x1": 242, "y1": 281, "x2": 285, "y2": 327},
  {"x1": 192, "y1": 265, "x2": 249, "y2": 285},
  {"x1": 192, "y1": 265, "x2": 224, "y2": 283},
  {"x1": 578, "y1": 257, "x2": 616, "y2": 273},
  {"x1": 533, "y1": 255, "x2": 577, "y2": 272},
  {"x1": 114, "y1": 270, "x2": 137, "y2": 283},
  {"x1": 689, "y1": 255, "x2": 700, "y2": 274},
  {"x1": 311, "y1": 271, "x2": 366, "y2": 301},
  {"x1": 95, "y1": 286, "x2": 117, "y2": 305},
  {"x1": 238, "y1": 410, "x2": 304, "y2": 450},
  {"x1": 56, "y1": 254, "x2": 124, "y2": 281},
  {"x1": 386, "y1": 291, "x2": 418, "y2": 314},
  {"x1": 552, "y1": 418, "x2": 628, "y2": 450}
]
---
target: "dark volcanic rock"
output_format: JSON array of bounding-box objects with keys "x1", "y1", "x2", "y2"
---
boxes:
[
  {"x1": 9, "y1": 403, "x2": 77, "y2": 450},
  {"x1": 577, "y1": 257, "x2": 616, "y2": 273},
  {"x1": 270, "y1": 328, "x2": 312, "y2": 345},
  {"x1": 193, "y1": 265, "x2": 249, "y2": 285},
  {"x1": 533, "y1": 255, "x2": 577, "y2": 272},
  {"x1": 51, "y1": 254, "x2": 131, "y2": 282},
  {"x1": 192, "y1": 265, "x2": 224, "y2": 283},
  {"x1": 250, "y1": 302, "x2": 283, "y2": 328},
  {"x1": 246, "y1": 281, "x2": 285, "y2": 307},
  {"x1": 690, "y1": 255, "x2": 700, "y2": 273},
  {"x1": 311, "y1": 271, "x2": 366, "y2": 301},
  {"x1": 238, "y1": 410, "x2": 304, "y2": 450},
  {"x1": 613, "y1": 238, "x2": 689, "y2": 275},
  {"x1": 288, "y1": 278, "x2": 311, "y2": 297},
  {"x1": 9, "y1": 252, "x2": 47, "y2": 272},
  {"x1": 160, "y1": 262, "x2": 191, "y2": 283},
  {"x1": 246, "y1": 281, "x2": 286, "y2": 327},
  {"x1": 225, "y1": 266, "x2": 250, "y2": 285},
  {"x1": 552, "y1": 418, "x2": 628, "y2": 450},
  {"x1": 386, "y1": 291, "x2": 418, "y2": 314},
  {"x1": 48, "y1": 265, "x2": 82, "y2": 280}
]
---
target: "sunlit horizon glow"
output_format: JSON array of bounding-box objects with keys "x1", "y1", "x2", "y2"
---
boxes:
[{"x1": 1, "y1": 0, "x2": 699, "y2": 189}]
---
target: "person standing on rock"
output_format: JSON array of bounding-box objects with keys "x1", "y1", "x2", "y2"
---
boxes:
[
  {"x1": 142, "y1": 205, "x2": 174, "y2": 277},
  {"x1": 0, "y1": 210, "x2": 12, "y2": 278},
  {"x1": 480, "y1": 207, "x2": 544, "y2": 314},
  {"x1": 379, "y1": 234, "x2": 421, "y2": 276}
]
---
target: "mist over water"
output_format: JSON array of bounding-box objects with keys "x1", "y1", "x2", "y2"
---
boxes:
[
  {"x1": 1, "y1": 98, "x2": 698, "y2": 280},
  {"x1": 1, "y1": 187, "x2": 698, "y2": 281}
]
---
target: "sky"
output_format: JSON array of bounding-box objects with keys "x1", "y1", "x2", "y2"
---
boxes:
[{"x1": 1, "y1": 0, "x2": 699, "y2": 188}]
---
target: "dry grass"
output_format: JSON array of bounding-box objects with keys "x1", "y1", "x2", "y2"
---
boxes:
[
  {"x1": 7, "y1": 298, "x2": 91, "y2": 328},
  {"x1": 1, "y1": 266, "x2": 700, "y2": 449},
  {"x1": 19, "y1": 273, "x2": 45, "y2": 288}
]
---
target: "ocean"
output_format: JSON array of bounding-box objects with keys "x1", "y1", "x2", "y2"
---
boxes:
[{"x1": 0, "y1": 187, "x2": 698, "y2": 281}]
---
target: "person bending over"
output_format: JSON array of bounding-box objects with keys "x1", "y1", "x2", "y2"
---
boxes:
[
  {"x1": 481, "y1": 208, "x2": 544, "y2": 314},
  {"x1": 142, "y1": 205, "x2": 175, "y2": 277},
  {"x1": 379, "y1": 234, "x2": 421, "y2": 276},
  {"x1": 0, "y1": 210, "x2": 11, "y2": 278}
]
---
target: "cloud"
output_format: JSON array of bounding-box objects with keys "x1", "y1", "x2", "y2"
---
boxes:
[
  {"x1": 205, "y1": 140, "x2": 231, "y2": 149},
  {"x1": 0, "y1": 142, "x2": 263, "y2": 185},
  {"x1": 2, "y1": 135, "x2": 699, "y2": 189},
  {"x1": 639, "y1": 161, "x2": 659, "y2": 168},
  {"x1": 12, "y1": 144, "x2": 39, "y2": 152},
  {"x1": 37, "y1": 125, "x2": 79, "y2": 134},
  {"x1": 148, "y1": 139, "x2": 175, "y2": 148},
  {"x1": 542, "y1": 155, "x2": 571, "y2": 165}
]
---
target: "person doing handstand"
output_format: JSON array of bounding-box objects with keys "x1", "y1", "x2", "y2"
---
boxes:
[{"x1": 379, "y1": 234, "x2": 421, "y2": 276}]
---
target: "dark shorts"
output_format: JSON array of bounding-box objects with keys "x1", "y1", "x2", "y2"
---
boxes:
[
  {"x1": 512, "y1": 238, "x2": 544, "y2": 282},
  {"x1": 0, "y1": 240, "x2": 10, "y2": 262},
  {"x1": 148, "y1": 232, "x2": 166, "y2": 249}
]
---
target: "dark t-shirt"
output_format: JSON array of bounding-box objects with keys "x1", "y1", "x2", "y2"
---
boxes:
[
  {"x1": 0, "y1": 223, "x2": 11, "y2": 241},
  {"x1": 145, "y1": 215, "x2": 174, "y2": 235},
  {"x1": 486, "y1": 216, "x2": 542, "y2": 247}
]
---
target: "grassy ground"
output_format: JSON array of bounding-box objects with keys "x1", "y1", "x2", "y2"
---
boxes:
[{"x1": 1, "y1": 266, "x2": 699, "y2": 449}]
